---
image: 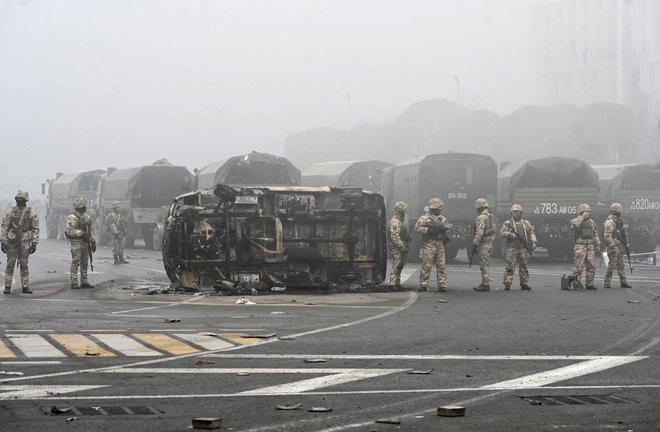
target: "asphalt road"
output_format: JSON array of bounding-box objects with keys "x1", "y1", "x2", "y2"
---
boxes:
[{"x1": 1, "y1": 239, "x2": 659, "y2": 431}]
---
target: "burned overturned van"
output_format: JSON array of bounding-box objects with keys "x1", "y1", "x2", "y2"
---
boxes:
[{"x1": 162, "y1": 185, "x2": 387, "y2": 291}]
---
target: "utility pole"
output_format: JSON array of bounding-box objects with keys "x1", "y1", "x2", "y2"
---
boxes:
[
  {"x1": 452, "y1": 75, "x2": 460, "y2": 116},
  {"x1": 346, "y1": 93, "x2": 352, "y2": 129}
]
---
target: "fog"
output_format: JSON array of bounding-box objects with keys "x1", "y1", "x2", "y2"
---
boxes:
[{"x1": 0, "y1": 0, "x2": 531, "y2": 201}]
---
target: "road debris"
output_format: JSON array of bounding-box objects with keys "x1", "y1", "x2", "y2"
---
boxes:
[
  {"x1": 275, "y1": 403, "x2": 302, "y2": 410},
  {"x1": 304, "y1": 358, "x2": 327, "y2": 363},
  {"x1": 48, "y1": 406, "x2": 71, "y2": 414},
  {"x1": 270, "y1": 311, "x2": 287, "y2": 315},
  {"x1": 236, "y1": 298, "x2": 256, "y2": 305},
  {"x1": 164, "y1": 318, "x2": 181, "y2": 323},
  {"x1": 243, "y1": 333, "x2": 277, "y2": 339},
  {"x1": 278, "y1": 336, "x2": 296, "y2": 340},
  {"x1": 236, "y1": 372, "x2": 250, "y2": 376},
  {"x1": 66, "y1": 417, "x2": 78, "y2": 422},
  {"x1": 84, "y1": 351, "x2": 100, "y2": 356},
  {"x1": 437, "y1": 405, "x2": 466, "y2": 417},
  {"x1": 438, "y1": 298, "x2": 448, "y2": 303},
  {"x1": 46, "y1": 270, "x2": 57, "y2": 273},
  {"x1": 194, "y1": 360, "x2": 215, "y2": 365},
  {"x1": 0, "y1": 371, "x2": 24, "y2": 376},
  {"x1": 307, "y1": 407, "x2": 332, "y2": 412},
  {"x1": 376, "y1": 418, "x2": 401, "y2": 424},
  {"x1": 192, "y1": 417, "x2": 222, "y2": 429},
  {"x1": 627, "y1": 300, "x2": 641, "y2": 304},
  {"x1": 407, "y1": 369, "x2": 433, "y2": 375}
]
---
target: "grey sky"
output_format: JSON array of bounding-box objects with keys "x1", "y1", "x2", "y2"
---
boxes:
[{"x1": 0, "y1": 0, "x2": 531, "y2": 201}]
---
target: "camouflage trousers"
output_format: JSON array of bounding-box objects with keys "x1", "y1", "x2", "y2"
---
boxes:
[
  {"x1": 4, "y1": 242, "x2": 31, "y2": 288},
  {"x1": 478, "y1": 241, "x2": 493, "y2": 286},
  {"x1": 420, "y1": 240, "x2": 446, "y2": 288},
  {"x1": 388, "y1": 246, "x2": 408, "y2": 285},
  {"x1": 112, "y1": 235, "x2": 125, "y2": 257},
  {"x1": 503, "y1": 246, "x2": 529, "y2": 286},
  {"x1": 70, "y1": 241, "x2": 90, "y2": 285},
  {"x1": 604, "y1": 244, "x2": 627, "y2": 287},
  {"x1": 572, "y1": 243, "x2": 597, "y2": 287}
]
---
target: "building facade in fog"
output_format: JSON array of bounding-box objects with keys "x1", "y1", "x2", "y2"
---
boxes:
[{"x1": 529, "y1": 0, "x2": 660, "y2": 137}]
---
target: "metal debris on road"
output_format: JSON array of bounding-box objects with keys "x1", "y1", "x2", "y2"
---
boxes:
[
  {"x1": 407, "y1": 369, "x2": 433, "y2": 375},
  {"x1": 437, "y1": 405, "x2": 466, "y2": 417},
  {"x1": 192, "y1": 417, "x2": 222, "y2": 429},
  {"x1": 194, "y1": 360, "x2": 215, "y2": 365},
  {"x1": 164, "y1": 318, "x2": 181, "y2": 323},
  {"x1": 275, "y1": 403, "x2": 302, "y2": 410},
  {"x1": 376, "y1": 418, "x2": 401, "y2": 424},
  {"x1": 307, "y1": 407, "x2": 332, "y2": 412},
  {"x1": 304, "y1": 358, "x2": 327, "y2": 363}
]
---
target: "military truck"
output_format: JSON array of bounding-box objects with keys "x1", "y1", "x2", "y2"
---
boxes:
[
  {"x1": 196, "y1": 151, "x2": 300, "y2": 189},
  {"x1": 301, "y1": 160, "x2": 392, "y2": 194},
  {"x1": 381, "y1": 153, "x2": 498, "y2": 260},
  {"x1": 497, "y1": 157, "x2": 600, "y2": 259},
  {"x1": 95, "y1": 160, "x2": 193, "y2": 249},
  {"x1": 43, "y1": 170, "x2": 105, "y2": 239},
  {"x1": 162, "y1": 185, "x2": 387, "y2": 290},
  {"x1": 596, "y1": 163, "x2": 660, "y2": 252}
]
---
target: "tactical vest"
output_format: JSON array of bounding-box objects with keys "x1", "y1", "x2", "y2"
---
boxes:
[
  {"x1": 483, "y1": 212, "x2": 495, "y2": 237},
  {"x1": 65, "y1": 212, "x2": 89, "y2": 239},
  {"x1": 576, "y1": 220, "x2": 595, "y2": 239},
  {"x1": 10, "y1": 207, "x2": 31, "y2": 232},
  {"x1": 614, "y1": 219, "x2": 625, "y2": 242}
]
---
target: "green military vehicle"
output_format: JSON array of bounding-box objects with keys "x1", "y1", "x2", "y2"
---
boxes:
[
  {"x1": 497, "y1": 157, "x2": 600, "y2": 259},
  {"x1": 301, "y1": 160, "x2": 392, "y2": 194},
  {"x1": 43, "y1": 170, "x2": 105, "y2": 239},
  {"x1": 95, "y1": 160, "x2": 193, "y2": 250}
]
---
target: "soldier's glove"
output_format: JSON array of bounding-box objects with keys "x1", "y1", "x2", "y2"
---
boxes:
[
  {"x1": 471, "y1": 244, "x2": 479, "y2": 255},
  {"x1": 29, "y1": 243, "x2": 37, "y2": 254},
  {"x1": 0, "y1": 242, "x2": 6, "y2": 254},
  {"x1": 91, "y1": 242, "x2": 97, "y2": 253},
  {"x1": 427, "y1": 225, "x2": 442, "y2": 236},
  {"x1": 81, "y1": 233, "x2": 89, "y2": 242}
]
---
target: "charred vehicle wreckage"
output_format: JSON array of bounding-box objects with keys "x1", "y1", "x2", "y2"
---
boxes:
[{"x1": 162, "y1": 185, "x2": 387, "y2": 293}]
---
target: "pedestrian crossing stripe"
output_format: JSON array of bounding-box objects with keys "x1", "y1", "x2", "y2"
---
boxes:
[{"x1": 0, "y1": 332, "x2": 264, "y2": 358}]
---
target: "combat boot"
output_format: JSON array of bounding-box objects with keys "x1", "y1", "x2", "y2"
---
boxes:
[
  {"x1": 473, "y1": 284, "x2": 490, "y2": 292},
  {"x1": 620, "y1": 282, "x2": 632, "y2": 288},
  {"x1": 603, "y1": 283, "x2": 611, "y2": 289},
  {"x1": 503, "y1": 284, "x2": 511, "y2": 291},
  {"x1": 80, "y1": 282, "x2": 95, "y2": 289},
  {"x1": 4, "y1": 287, "x2": 10, "y2": 294},
  {"x1": 418, "y1": 286, "x2": 428, "y2": 292},
  {"x1": 113, "y1": 255, "x2": 119, "y2": 265},
  {"x1": 71, "y1": 283, "x2": 80, "y2": 289},
  {"x1": 438, "y1": 286, "x2": 447, "y2": 292},
  {"x1": 521, "y1": 284, "x2": 531, "y2": 291},
  {"x1": 119, "y1": 255, "x2": 129, "y2": 264},
  {"x1": 22, "y1": 287, "x2": 33, "y2": 294},
  {"x1": 571, "y1": 280, "x2": 584, "y2": 290},
  {"x1": 586, "y1": 285, "x2": 598, "y2": 290}
]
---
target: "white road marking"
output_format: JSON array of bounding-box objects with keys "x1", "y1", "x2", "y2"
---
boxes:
[
  {"x1": 174, "y1": 333, "x2": 234, "y2": 350},
  {"x1": 7, "y1": 334, "x2": 66, "y2": 358},
  {"x1": 5, "y1": 330, "x2": 56, "y2": 333},
  {"x1": 0, "y1": 385, "x2": 108, "y2": 399},
  {"x1": 110, "y1": 295, "x2": 205, "y2": 315},
  {"x1": 1, "y1": 361, "x2": 62, "y2": 365},
  {"x1": 102, "y1": 368, "x2": 384, "y2": 374},
  {"x1": 203, "y1": 353, "x2": 608, "y2": 360},
  {"x1": 479, "y1": 355, "x2": 646, "y2": 389},
  {"x1": 144, "y1": 267, "x2": 166, "y2": 274},
  {"x1": 92, "y1": 334, "x2": 163, "y2": 357}
]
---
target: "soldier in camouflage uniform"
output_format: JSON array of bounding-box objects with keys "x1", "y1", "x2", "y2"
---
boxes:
[
  {"x1": 570, "y1": 203, "x2": 601, "y2": 290},
  {"x1": 472, "y1": 198, "x2": 496, "y2": 292},
  {"x1": 387, "y1": 201, "x2": 410, "y2": 288},
  {"x1": 500, "y1": 204, "x2": 537, "y2": 291},
  {"x1": 603, "y1": 202, "x2": 631, "y2": 289},
  {"x1": 65, "y1": 197, "x2": 96, "y2": 289},
  {"x1": 1, "y1": 190, "x2": 39, "y2": 294},
  {"x1": 106, "y1": 201, "x2": 129, "y2": 265},
  {"x1": 415, "y1": 198, "x2": 451, "y2": 292}
]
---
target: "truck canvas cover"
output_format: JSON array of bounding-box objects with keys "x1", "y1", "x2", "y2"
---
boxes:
[
  {"x1": 102, "y1": 165, "x2": 193, "y2": 207},
  {"x1": 162, "y1": 185, "x2": 387, "y2": 290},
  {"x1": 301, "y1": 160, "x2": 392, "y2": 193},
  {"x1": 510, "y1": 157, "x2": 598, "y2": 189}
]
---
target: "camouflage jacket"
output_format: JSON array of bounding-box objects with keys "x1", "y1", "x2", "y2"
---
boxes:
[
  {"x1": 65, "y1": 210, "x2": 96, "y2": 243},
  {"x1": 106, "y1": 212, "x2": 127, "y2": 236},
  {"x1": 603, "y1": 215, "x2": 625, "y2": 249},
  {"x1": 473, "y1": 209, "x2": 495, "y2": 246},
  {"x1": 388, "y1": 214, "x2": 410, "y2": 250},
  {"x1": 500, "y1": 218, "x2": 536, "y2": 249},
  {"x1": 570, "y1": 213, "x2": 600, "y2": 247},
  {"x1": 0, "y1": 206, "x2": 40, "y2": 244},
  {"x1": 415, "y1": 212, "x2": 450, "y2": 242}
]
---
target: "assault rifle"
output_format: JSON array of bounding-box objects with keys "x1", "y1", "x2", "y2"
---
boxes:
[
  {"x1": 505, "y1": 221, "x2": 534, "y2": 260},
  {"x1": 468, "y1": 245, "x2": 477, "y2": 268},
  {"x1": 83, "y1": 219, "x2": 94, "y2": 272},
  {"x1": 618, "y1": 219, "x2": 633, "y2": 274},
  {"x1": 14, "y1": 209, "x2": 27, "y2": 272}
]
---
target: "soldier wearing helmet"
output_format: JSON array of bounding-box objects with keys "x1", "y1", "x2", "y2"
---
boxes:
[
  {"x1": 1, "y1": 190, "x2": 40, "y2": 294},
  {"x1": 106, "y1": 201, "x2": 129, "y2": 265},
  {"x1": 472, "y1": 198, "x2": 496, "y2": 291},
  {"x1": 414, "y1": 197, "x2": 451, "y2": 292},
  {"x1": 387, "y1": 201, "x2": 410, "y2": 288},
  {"x1": 65, "y1": 197, "x2": 96, "y2": 289},
  {"x1": 569, "y1": 203, "x2": 601, "y2": 290},
  {"x1": 602, "y1": 202, "x2": 631, "y2": 288},
  {"x1": 500, "y1": 204, "x2": 537, "y2": 290}
]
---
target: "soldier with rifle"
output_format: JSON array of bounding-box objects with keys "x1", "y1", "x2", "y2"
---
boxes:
[
  {"x1": 106, "y1": 201, "x2": 129, "y2": 265},
  {"x1": 500, "y1": 204, "x2": 537, "y2": 291},
  {"x1": 1, "y1": 190, "x2": 39, "y2": 294},
  {"x1": 387, "y1": 201, "x2": 411, "y2": 289},
  {"x1": 569, "y1": 203, "x2": 601, "y2": 290},
  {"x1": 603, "y1": 202, "x2": 632, "y2": 289},
  {"x1": 415, "y1": 198, "x2": 451, "y2": 292},
  {"x1": 472, "y1": 198, "x2": 496, "y2": 292},
  {"x1": 65, "y1": 197, "x2": 96, "y2": 289}
]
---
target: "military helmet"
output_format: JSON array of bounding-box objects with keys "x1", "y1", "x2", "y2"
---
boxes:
[
  {"x1": 427, "y1": 198, "x2": 444, "y2": 209},
  {"x1": 73, "y1": 197, "x2": 88, "y2": 209},
  {"x1": 474, "y1": 198, "x2": 489, "y2": 210},
  {"x1": 394, "y1": 201, "x2": 407, "y2": 213},
  {"x1": 112, "y1": 201, "x2": 121, "y2": 209},
  {"x1": 510, "y1": 204, "x2": 522, "y2": 213},
  {"x1": 577, "y1": 203, "x2": 591, "y2": 214},
  {"x1": 14, "y1": 190, "x2": 29, "y2": 201},
  {"x1": 610, "y1": 202, "x2": 623, "y2": 214}
]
